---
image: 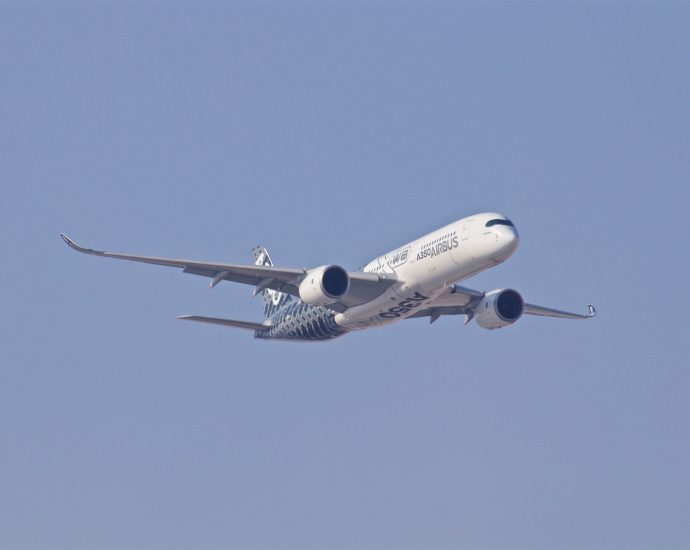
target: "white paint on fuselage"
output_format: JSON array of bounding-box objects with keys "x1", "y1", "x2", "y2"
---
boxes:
[{"x1": 334, "y1": 213, "x2": 519, "y2": 330}]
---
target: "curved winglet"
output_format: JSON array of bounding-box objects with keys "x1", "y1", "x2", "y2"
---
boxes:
[
  {"x1": 587, "y1": 304, "x2": 597, "y2": 318},
  {"x1": 60, "y1": 233, "x2": 104, "y2": 256}
]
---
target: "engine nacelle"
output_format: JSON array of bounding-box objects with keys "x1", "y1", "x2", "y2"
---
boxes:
[
  {"x1": 298, "y1": 265, "x2": 350, "y2": 306},
  {"x1": 474, "y1": 289, "x2": 524, "y2": 330}
]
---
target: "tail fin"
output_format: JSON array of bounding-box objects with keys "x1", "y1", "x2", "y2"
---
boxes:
[{"x1": 252, "y1": 246, "x2": 293, "y2": 319}]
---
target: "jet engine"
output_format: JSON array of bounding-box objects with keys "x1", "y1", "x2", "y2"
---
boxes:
[
  {"x1": 474, "y1": 289, "x2": 524, "y2": 330},
  {"x1": 298, "y1": 265, "x2": 350, "y2": 306}
]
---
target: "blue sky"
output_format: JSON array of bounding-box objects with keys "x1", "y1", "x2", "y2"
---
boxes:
[{"x1": 1, "y1": 3, "x2": 689, "y2": 549}]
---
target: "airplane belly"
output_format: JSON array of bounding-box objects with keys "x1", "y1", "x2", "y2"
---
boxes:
[{"x1": 333, "y1": 282, "x2": 436, "y2": 330}]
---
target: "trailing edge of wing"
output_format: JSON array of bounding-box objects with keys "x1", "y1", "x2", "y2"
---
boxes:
[
  {"x1": 523, "y1": 303, "x2": 597, "y2": 319},
  {"x1": 405, "y1": 284, "x2": 483, "y2": 323},
  {"x1": 177, "y1": 315, "x2": 270, "y2": 331},
  {"x1": 407, "y1": 306, "x2": 469, "y2": 322}
]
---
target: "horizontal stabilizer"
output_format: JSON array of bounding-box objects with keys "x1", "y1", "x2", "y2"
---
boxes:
[{"x1": 177, "y1": 315, "x2": 270, "y2": 331}]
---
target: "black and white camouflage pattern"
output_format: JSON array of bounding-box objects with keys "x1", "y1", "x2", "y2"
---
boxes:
[{"x1": 251, "y1": 246, "x2": 346, "y2": 341}]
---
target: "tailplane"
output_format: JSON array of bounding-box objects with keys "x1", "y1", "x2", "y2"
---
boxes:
[
  {"x1": 252, "y1": 246, "x2": 293, "y2": 318},
  {"x1": 177, "y1": 315, "x2": 270, "y2": 331}
]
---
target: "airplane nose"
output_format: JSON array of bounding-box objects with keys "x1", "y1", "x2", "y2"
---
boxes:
[
  {"x1": 482, "y1": 215, "x2": 519, "y2": 261},
  {"x1": 495, "y1": 226, "x2": 519, "y2": 256},
  {"x1": 504, "y1": 225, "x2": 519, "y2": 244}
]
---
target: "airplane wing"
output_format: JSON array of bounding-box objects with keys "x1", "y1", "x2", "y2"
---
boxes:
[
  {"x1": 408, "y1": 284, "x2": 596, "y2": 323},
  {"x1": 60, "y1": 234, "x2": 395, "y2": 311},
  {"x1": 522, "y1": 303, "x2": 597, "y2": 320}
]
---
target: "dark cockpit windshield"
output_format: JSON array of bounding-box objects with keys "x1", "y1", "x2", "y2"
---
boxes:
[{"x1": 485, "y1": 219, "x2": 515, "y2": 228}]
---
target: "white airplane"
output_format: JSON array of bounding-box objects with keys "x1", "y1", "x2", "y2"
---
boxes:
[{"x1": 61, "y1": 213, "x2": 595, "y2": 341}]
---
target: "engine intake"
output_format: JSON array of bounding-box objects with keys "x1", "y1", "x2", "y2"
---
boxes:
[
  {"x1": 299, "y1": 265, "x2": 350, "y2": 306},
  {"x1": 474, "y1": 289, "x2": 523, "y2": 330}
]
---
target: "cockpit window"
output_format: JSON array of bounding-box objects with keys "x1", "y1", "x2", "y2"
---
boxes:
[{"x1": 485, "y1": 219, "x2": 514, "y2": 228}]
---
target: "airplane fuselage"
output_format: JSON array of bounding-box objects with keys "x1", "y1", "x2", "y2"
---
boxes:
[{"x1": 256, "y1": 213, "x2": 519, "y2": 341}]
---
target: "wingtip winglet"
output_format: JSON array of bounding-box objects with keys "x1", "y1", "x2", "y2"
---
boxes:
[
  {"x1": 60, "y1": 234, "x2": 101, "y2": 255},
  {"x1": 60, "y1": 233, "x2": 75, "y2": 247},
  {"x1": 60, "y1": 233, "x2": 83, "y2": 252},
  {"x1": 587, "y1": 304, "x2": 597, "y2": 318}
]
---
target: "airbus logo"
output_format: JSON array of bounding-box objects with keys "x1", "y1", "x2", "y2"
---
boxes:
[{"x1": 416, "y1": 236, "x2": 458, "y2": 261}]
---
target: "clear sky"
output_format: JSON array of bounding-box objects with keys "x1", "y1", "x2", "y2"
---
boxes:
[{"x1": 1, "y1": 3, "x2": 689, "y2": 549}]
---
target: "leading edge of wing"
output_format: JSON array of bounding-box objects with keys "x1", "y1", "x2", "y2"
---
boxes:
[
  {"x1": 60, "y1": 233, "x2": 305, "y2": 277},
  {"x1": 523, "y1": 303, "x2": 597, "y2": 319}
]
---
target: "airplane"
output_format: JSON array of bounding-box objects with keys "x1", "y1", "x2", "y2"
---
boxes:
[{"x1": 61, "y1": 212, "x2": 595, "y2": 342}]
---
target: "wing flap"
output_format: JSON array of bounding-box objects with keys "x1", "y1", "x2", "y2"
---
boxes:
[
  {"x1": 406, "y1": 285, "x2": 483, "y2": 321},
  {"x1": 407, "y1": 306, "x2": 468, "y2": 321}
]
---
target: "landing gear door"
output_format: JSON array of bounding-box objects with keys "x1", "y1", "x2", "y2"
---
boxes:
[{"x1": 461, "y1": 218, "x2": 473, "y2": 241}]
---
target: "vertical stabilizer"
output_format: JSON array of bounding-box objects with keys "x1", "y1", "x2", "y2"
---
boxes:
[{"x1": 252, "y1": 246, "x2": 292, "y2": 319}]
